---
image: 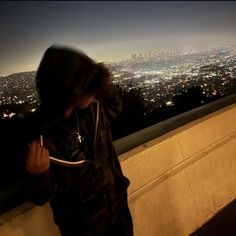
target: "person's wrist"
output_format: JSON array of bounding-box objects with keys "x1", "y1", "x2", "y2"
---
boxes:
[{"x1": 26, "y1": 167, "x2": 50, "y2": 178}]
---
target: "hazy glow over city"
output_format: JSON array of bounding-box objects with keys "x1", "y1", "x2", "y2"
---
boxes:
[{"x1": 0, "y1": 1, "x2": 236, "y2": 74}]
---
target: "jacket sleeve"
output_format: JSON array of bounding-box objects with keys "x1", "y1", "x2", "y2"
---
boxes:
[
  {"x1": 21, "y1": 168, "x2": 57, "y2": 206},
  {"x1": 101, "y1": 84, "x2": 123, "y2": 123}
]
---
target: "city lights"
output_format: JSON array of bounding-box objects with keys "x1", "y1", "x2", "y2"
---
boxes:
[{"x1": 0, "y1": 46, "x2": 236, "y2": 119}]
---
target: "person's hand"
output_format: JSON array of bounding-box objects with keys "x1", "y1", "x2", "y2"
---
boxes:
[{"x1": 26, "y1": 141, "x2": 50, "y2": 175}]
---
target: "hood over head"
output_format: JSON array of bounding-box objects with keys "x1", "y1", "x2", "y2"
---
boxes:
[{"x1": 36, "y1": 44, "x2": 112, "y2": 111}]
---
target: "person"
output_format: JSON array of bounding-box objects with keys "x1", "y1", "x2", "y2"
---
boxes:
[{"x1": 21, "y1": 45, "x2": 133, "y2": 236}]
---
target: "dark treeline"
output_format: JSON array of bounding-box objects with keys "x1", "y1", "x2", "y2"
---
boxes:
[{"x1": 110, "y1": 86, "x2": 226, "y2": 140}]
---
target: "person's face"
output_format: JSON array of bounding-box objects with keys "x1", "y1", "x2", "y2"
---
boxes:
[{"x1": 63, "y1": 93, "x2": 96, "y2": 118}]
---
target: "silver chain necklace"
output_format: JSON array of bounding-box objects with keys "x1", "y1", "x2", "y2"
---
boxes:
[
  {"x1": 75, "y1": 111, "x2": 83, "y2": 143},
  {"x1": 57, "y1": 111, "x2": 84, "y2": 144}
]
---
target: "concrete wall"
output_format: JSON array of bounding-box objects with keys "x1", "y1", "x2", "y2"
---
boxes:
[
  {"x1": 1, "y1": 103, "x2": 236, "y2": 236},
  {"x1": 0, "y1": 203, "x2": 60, "y2": 236},
  {"x1": 123, "y1": 103, "x2": 236, "y2": 236}
]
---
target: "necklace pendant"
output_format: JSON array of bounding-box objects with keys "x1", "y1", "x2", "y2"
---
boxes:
[{"x1": 76, "y1": 132, "x2": 82, "y2": 143}]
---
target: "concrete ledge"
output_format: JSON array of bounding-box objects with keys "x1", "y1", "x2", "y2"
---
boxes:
[
  {"x1": 120, "y1": 102, "x2": 236, "y2": 236},
  {"x1": 0, "y1": 203, "x2": 60, "y2": 236}
]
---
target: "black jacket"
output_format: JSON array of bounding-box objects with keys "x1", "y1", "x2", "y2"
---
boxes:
[{"x1": 21, "y1": 85, "x2": 131, "y2": 235}]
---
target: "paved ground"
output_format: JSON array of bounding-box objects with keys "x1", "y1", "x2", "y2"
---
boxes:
[{"x1": 190, "y1": 200, "x2": 236, "y2": 236}]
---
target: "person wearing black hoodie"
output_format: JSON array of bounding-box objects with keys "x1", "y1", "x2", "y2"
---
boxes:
[{"x1": 21, "y1": 45, "x2": 133, "y2": 236}]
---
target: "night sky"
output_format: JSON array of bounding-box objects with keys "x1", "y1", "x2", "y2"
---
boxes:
[{"x1": 0, "y1": 1, "x2": 236, "y2": 74}]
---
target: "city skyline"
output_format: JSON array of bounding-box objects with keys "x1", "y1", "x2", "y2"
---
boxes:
[{"x1": 1, "y1": 1, "x2": 236, "y2": 74}]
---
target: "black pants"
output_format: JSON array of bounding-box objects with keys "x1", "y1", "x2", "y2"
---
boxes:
[{"x1": 58, "y1": 204, "x2": 133, "y2": 236}]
